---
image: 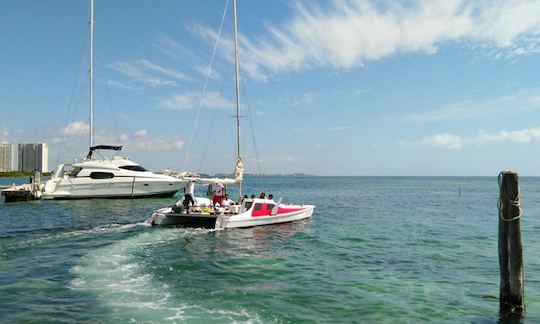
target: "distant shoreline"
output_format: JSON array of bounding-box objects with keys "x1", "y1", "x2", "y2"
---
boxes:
[{"x1": 0, "y1": 172, "x2": 52, "y2": 178}]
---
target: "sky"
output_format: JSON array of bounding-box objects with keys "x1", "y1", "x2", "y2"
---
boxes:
[{"x1": 1, "y1": 0, "x2": 540, "y2": 176}]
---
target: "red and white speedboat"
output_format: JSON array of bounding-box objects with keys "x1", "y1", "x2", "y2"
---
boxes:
[{"x1": 148, "y1": 197, "x2": 314, "y2": 229}]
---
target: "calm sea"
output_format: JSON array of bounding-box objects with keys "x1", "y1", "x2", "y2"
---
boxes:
[{"x1": 2, "y1": 176, "x2": 540, "y2": 322}]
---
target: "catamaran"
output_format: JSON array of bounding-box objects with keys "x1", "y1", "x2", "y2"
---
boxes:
[
  {"x1": 43, "y1": 0, "x2": 182, "y2": 199},
  {"x1": 148, "y1": 0, "x2": 315, "y2": 228}
]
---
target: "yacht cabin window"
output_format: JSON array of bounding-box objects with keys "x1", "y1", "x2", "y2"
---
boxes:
[
  {"x1": 89, "y1": 172, "x2": 114, "y2": 179},
  {"x1": 69, "y1": 167, "x2": 82, "y2": 177}
]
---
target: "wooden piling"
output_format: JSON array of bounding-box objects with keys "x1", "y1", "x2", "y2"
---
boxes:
[{"x1": 498, "y1": 171, "x2": 524, "y2": 314}]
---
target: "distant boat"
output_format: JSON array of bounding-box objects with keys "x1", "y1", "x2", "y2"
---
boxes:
[
  {"x1": 148, "y1": 0, "x2": 315, "y2": 228},
  {"x1": 43, "y1": 0, "x2": 182, "y2": 199}
]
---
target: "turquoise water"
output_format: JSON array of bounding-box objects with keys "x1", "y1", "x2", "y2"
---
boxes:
[{"x1": 2, "y1": 176, "x2": 540, "y2": 322}]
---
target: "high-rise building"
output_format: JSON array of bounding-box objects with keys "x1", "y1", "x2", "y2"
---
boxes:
[
  {"x1": 0, "y1": 142, "x2": 14, "y2": 172},
  {"x1": 18, "y1": 143, "x2": 48, "y2": 172}
]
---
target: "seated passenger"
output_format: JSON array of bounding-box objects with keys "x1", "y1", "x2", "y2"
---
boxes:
[
  {"x1": 259, "y1": 192, "x2": 266, "y2": 199},
  {"x1": 221, "y1": 194, "x2": 234, "y2": 207}
]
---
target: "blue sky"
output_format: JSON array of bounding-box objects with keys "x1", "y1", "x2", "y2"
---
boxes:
[{"x1": 1, "y1": 0, "x2": 540, "y2": 176}]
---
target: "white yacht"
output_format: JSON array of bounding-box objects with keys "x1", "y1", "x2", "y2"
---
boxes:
[
  {"x1": 43, "y1": 1, "x2": 182, "y2": 199},
  {"x1": 43, "y1": 146, "x2": 182, "y2": 199}
]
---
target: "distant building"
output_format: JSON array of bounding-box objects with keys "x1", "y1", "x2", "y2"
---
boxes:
[
  {"x1": 18, "y1": 143, "x2": 48, "y2": 172},
  {"x1": 0, "y1": 142, "x2": 14, "y2": 172}
]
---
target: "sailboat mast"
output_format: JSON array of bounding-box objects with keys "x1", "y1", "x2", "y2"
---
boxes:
[
  {"x1": 232, "y1": 0, "x2": 242, "y2": 195},
  {"x1": 89, "y1": 0, "x2": 94, "y2": 148}
]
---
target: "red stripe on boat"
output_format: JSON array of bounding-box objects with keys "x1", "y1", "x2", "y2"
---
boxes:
[{"x1": 251, "y1": 202, "x2": 304, "y2": 217}]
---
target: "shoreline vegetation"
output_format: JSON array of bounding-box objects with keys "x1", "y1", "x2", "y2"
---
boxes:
[{"x1": 0, "y1": 172, "x2": 52, "y2": 178}]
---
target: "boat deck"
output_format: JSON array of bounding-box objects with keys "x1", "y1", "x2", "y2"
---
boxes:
[
  {"x1": 150, "y1": 211, "x2": 218, "y2": 228},
  {"x1": 1, "y1": 184, "x2": 42, "y2": 202}
]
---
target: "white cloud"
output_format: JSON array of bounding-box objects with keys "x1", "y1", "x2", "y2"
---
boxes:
[
  {"x1": 62, "y1": 121, "x2": 89, "y2": 135},
  {"x1": 194, "y1": 65, "x2": 221, "y2": 80},
  {"x1": 56, "y1": 123, "x2": 182, "y2": 151},
  {"x1": 188, "y1": 24, "x2": 273, "y2": 82},
  {"x1": 191, "y1": 0, "x2": 540, "y2": 79},
  {"x1": 159, "y1": 91, "x2": 234, "y2": 111},
  {"x1": 108, "y1": 59, "x2": 192, "y2": 87},
  {"x1": 137, "y1": 59, "x2": 191, "y2": 81},
  {"x1": 397, "y1": 90, "x2": 540, "y2": 124},
  {"x1": 408, "y1": 126, "x2": 540, "y2": 149},
  {"x1": 0, "y1": 126, "x2": 9, "y2": 140},
  {"x1": 134, "y1": 129, "x2": 148, "y2": 137},
  {"x1": 471, "y1": 127, "x2": 540, "y2": 144},
  {"x1": 92, "y1": 129, "x2": 184, "y2": 151},
  {"x1": 130, "y1": 134, "x2": 184, "y2": 151},
  {"x1": 413, "y1": 133, "x2": 464, "y2": 150},
  {"x1": 105, "y1": 80, "x2": 142, "y2": 92},
  {"x1": 151, "y1": 32, "x2": 197, "y2": 62},
  {"x1": 151, "y1": 32, "x2": 223, "y2": 80}
]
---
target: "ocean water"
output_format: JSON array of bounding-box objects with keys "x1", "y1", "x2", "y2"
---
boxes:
[{"x1": 2, "y1": 176, "x2": 540, "y2": 323}]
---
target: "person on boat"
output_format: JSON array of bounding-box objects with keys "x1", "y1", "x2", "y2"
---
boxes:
[
  {"x1": 250, "y1": 194, "x2": 256, "y2": 199},
  {"x1": 221, "y1": 194, "x2": 234, "y2": 207},
  {"x1": 238, "y1": 194, "x2": 248, "y2": 204},
  {"x1": 259, "y1": 192, "x2": 266, "y2": 199},
  {"x1": 211, "y1": 182, "x2": 224, "y2": 205},
  {"x1": 183, "y1": 180, "x2": 195, "y2": 207},
  {"x1": 268, "y1": 194, "x2": 274, "y2": 203}
]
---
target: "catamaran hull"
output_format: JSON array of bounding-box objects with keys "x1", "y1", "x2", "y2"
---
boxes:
[
  {"x1": 149, "y1": 211, "x2": 218, "y2": 228},
  {"x1": 149, "y1": 204, "x2": 315, "y2": 229}
]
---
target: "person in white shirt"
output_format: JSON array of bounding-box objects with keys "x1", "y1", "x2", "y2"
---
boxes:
[
  {"x1": 221, "y1": 194, "x2": 234, "y2": 207},
  {"x1": 211, "y1": 182, "x2": 224, "y2": 205},
  {"x1": 183, "y1": 180, "x2": 195, "y2": 206}
]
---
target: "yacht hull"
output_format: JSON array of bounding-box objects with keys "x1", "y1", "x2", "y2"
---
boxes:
[
  {"x1": 43, "y1": 176, "x2": 182, "y2": 200},
  {"x1": 46, "y1": 190, "x2": 178, "y2": 200}
]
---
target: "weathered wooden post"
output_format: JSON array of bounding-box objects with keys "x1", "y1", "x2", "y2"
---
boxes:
[{"x1": 498, "y1": 170, "x2": 524, "y2": 315}]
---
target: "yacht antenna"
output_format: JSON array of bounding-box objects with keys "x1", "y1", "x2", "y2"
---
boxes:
[{"x1": 89, "y1": 0, "x2": 94, "y2": 148}]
